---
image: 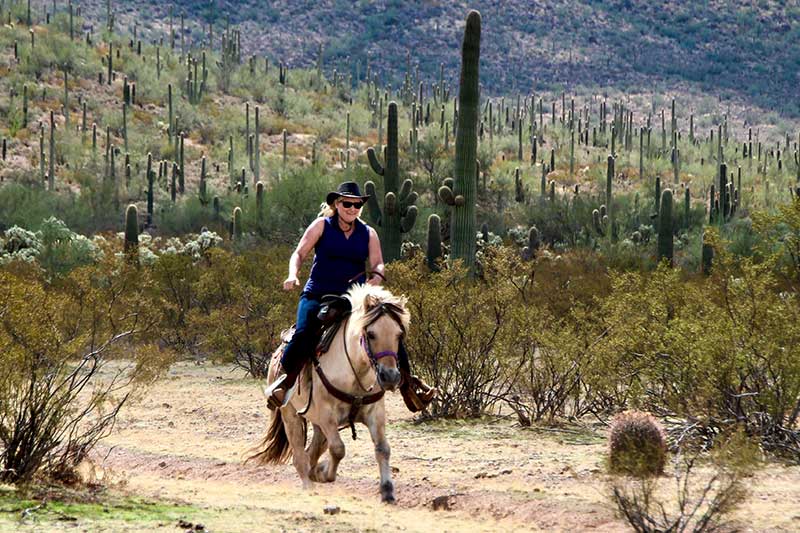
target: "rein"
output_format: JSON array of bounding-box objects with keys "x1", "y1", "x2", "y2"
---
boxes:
[{"x1": 347, "y1": 270, "x2": 387, "y2": 284}]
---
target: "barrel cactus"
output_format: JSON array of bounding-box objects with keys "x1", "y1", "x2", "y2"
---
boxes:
[{"x1": 608, "y1": 410, "x2": 667, "y2": 477}]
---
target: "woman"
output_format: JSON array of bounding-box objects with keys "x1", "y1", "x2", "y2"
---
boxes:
[{"x1": 265, "y1": 181, "x2": 435, "y2": 412}]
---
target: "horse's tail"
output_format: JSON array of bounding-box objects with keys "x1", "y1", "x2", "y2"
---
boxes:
[{"x1": 246, "y1": 409, "x2": 292, "y2": 465}]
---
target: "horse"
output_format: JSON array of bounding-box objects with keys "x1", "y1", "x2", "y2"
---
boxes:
[{"x1": 247, "y1": 284, "x2": 409, "y2": 503}]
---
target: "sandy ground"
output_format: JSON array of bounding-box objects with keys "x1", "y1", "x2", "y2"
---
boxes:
[{"x1": 14, "y1": 362, "x2": 799, "y2": 533}]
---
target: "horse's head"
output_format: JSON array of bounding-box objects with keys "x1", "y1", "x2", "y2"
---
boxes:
[{"x1": 348, "y1": 285, "x2": 410, "y2": 392}]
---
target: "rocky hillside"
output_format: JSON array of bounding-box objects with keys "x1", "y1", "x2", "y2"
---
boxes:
[{"x1": 73, "y1": 0, "x2": 800, "y2": 116}]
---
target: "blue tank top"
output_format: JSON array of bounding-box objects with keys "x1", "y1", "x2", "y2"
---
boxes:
[{"x1": 304, "y1": 214, "x2": 370, "y2": 296}]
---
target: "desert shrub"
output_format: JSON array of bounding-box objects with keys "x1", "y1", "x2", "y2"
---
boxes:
[
  {"x1": 417, "y1": 128, "x2": 451, "y2": 198},
  {"x1": 157, "y1": 195, "x2": 218, "y2": 236},
  {"x1": 18, "y1": 31, "x2": 83, "y2": 80},
  {"x1": 388, "y1": 251, "x2": 527, "y2": 418},
  {"x1": 0, "y1": 256, "x2": 172, "y2": 485},
  {"x1": 609, "y1": 431, "x2": 758, "y2": 533},
  {"x1": 594, "y1": 255, "x2": 800, "y2": 459},
  {"x1": 140, "y1": 229, "x2": 225, "y2": 351},
  {"x1": 188, "y1": 247, "x2": 295, "y2": 377},
  {"x1": 752, "y1": 196, "x2": 800, "y2": 285},
  {"x1": 257, "y1": 165, "x2": 339, "y2": 240},
  {"x1": 0, "y1": 182, "x2": 64, "y2": 231},
  {"x1": 148, "y1": 251, "x2": 203, "y2": 352},
  {"x1": 608, "y1": 410, "x2": 668, "y2": 477}
]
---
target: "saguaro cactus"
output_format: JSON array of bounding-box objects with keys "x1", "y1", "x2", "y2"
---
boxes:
[
  {"x1": 254, "y1": 106, "x2": 260, "y2": 183},
  {"x1": 365, "y1": 101, "x2": 418, "y2": 262},
  {"x1": 256, "y1": 181, "x2": 265, "y2": 223},
  {"x1": 124, "y1": 204, "x2": 139, "y2": 259},
  {"x1": 22, "y1": 84, "x2": 28, "y2": 128},
  {"x1": 658, "y1": 189, "x2": 673, "y2": 265},
  {"x1": 232, "y1": 206, "x2": 243, "y2": 240},
  {"x1": 199, "y1": 155, "x2": 207, "y2": 204},
  {"x1": 606, "y1": 154, "x2": 614, "y2": 212},
  {"x1": 426, "y1": 214, "x2": 442, "y2": 271},
  {"x1": 522, "y1": 226, "x2": 540, "y2": 260},
  {"x1": 48, "y1": 111, "x2": 55, "y2": 191},
  {"x1": 146, "y1": 153, "x2": 154, "y2": 225},
  {"x1": 437, "y1": 10, "x2": 480, "y2": 271}
]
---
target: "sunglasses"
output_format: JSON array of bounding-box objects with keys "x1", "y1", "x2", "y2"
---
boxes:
[{"x1": 340, "y1": 200, "x2": 364, "y2": 209}]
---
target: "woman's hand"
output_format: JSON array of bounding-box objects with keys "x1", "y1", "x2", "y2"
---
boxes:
[{"x1": 283, "y1": 277, "x2": 300, "y2": 291}]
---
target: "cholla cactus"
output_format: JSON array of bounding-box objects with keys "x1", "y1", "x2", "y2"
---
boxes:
[
  {"x1": 0, "y1": 226, "x2": 43, "y2": 264},
  {"x1": 608, "y1": 410, "x2": 667, "y2": 477}
]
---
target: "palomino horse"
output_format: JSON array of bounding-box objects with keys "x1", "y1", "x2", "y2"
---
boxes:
[{"x1": 248, "y1": 284, "x2": 409, "y2": 503}]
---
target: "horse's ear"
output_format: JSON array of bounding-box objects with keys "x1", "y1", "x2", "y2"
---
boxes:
[{"x1": 364, "y1": 293, "x2": 380, "y2": 310}]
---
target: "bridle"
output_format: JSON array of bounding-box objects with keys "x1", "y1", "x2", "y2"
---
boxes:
[
  {"x1": 311, "y1": 302, "x2": 405, "y2": 440},
  {"x1": 359, "y1": 333, "x2": 398, "y2": 369},
  {"x1": 344, "y1": 303, "x2": 404, "y2": 393}
]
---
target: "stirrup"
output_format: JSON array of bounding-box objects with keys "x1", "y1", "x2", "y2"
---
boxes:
[{"x1": 264, "y1": 374, "x2": 294, "y2": 411}]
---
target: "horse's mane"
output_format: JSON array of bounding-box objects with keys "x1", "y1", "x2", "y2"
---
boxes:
[{"x1": 346, "y1": 284, "x2": 410, "y2": 334}]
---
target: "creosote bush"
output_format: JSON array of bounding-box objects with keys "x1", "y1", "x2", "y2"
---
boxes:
[{"x1": 0, "y1": 252, "x2": 173, "y2": 485}]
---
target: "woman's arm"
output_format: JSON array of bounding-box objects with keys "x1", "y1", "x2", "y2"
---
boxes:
[
  {"x1": 284, "y1": 218, "x2": 325, "y2": 290},
  {"x1": 367, "y1": 226, "x2": 385, "y2": 286}
]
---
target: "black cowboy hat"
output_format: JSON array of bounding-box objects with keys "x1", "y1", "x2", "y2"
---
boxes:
[{"x1": 326, "y1": 181, "x2": 371, "y2": 206}]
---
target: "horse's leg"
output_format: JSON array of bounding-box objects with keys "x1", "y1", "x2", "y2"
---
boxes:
[
  {"x1": 366, "y1": 409, "x2": 395, "y2": 503},
  {"x1": 281, "y1": 406, "x2": 311, "y2": 489},
  {"x1": 316, "y1": 418, "x2": 346, "y2": 483},
  {"x1": 306, "y1": 424, "x2": 328, "y2": 482}
]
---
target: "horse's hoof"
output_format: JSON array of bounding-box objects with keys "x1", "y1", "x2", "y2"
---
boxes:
[
  {"x1": 380, "y1": 481, "x2": 395, "y2": 503},
  {"x1": 309, "y1": 465, "x2": 323, "y2": 482},
  {"x1": 311, "y1": 462, "x2": 332, "y2": 483}
]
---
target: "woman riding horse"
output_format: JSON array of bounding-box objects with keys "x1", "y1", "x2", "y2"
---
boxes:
[{"x1": 264, "y1": 181, "x2": 435, "y2": 411}]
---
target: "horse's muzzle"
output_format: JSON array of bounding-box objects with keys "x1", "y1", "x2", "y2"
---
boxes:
[{"x1": 377, "y1": 365, "x2": 401, "y2": 391}]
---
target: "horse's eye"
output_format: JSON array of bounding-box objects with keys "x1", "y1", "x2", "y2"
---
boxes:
[{"x1": 367, "y1": 331, "x2": 376, "y2": 340}]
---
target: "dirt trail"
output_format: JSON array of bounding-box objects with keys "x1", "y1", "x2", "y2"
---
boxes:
[{"x1": 82, "y1": 362, "x2": 800, "y2": 532}]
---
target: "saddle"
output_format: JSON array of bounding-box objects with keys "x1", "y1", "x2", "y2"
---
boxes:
[{"x1": 315, "y1": 294, "x2": 352, "y2": 355}]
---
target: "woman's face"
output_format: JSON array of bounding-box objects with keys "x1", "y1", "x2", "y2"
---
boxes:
[{"x1": 335, "y1": 197, "x2": 363, "y2": 223}]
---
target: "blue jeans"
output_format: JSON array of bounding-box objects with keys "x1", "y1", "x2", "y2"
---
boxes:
[{"x1": 280, "y1": 293, "x2": 323, "y2": 376}]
